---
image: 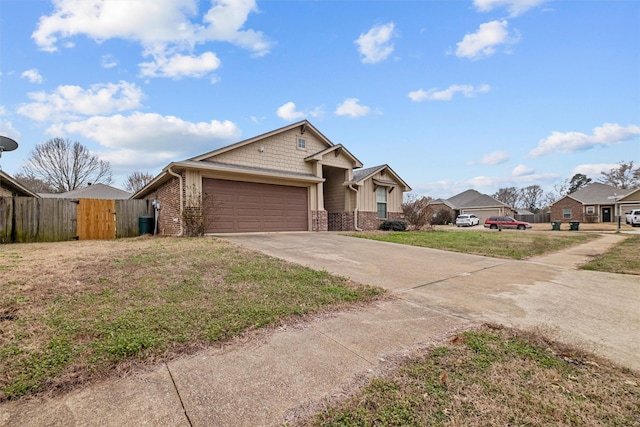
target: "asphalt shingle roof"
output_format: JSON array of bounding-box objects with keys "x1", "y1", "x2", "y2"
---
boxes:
[
  {"x1": 567, "y1": 182, "x2": 634, "y2": 204},
  {"x1": 39, "y1": 183, "x2": 131, "y2": 199}
]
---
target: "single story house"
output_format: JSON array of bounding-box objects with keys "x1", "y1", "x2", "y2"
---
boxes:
[
  {"x1": 0, "y1": 170, "x2": 39, "y2": 198},
  {"x1": 39, "y1": 183, "x2": 131, "y2": 200},
  {"x1": 429, "y1": 189, "x2": 516, "y2": 223},
  {"x1": 550, "y1": 182, "x2": 640, "y2": 223},
  {"x1": 132, "y1": 120, "x2": 411, "y2": 234}
]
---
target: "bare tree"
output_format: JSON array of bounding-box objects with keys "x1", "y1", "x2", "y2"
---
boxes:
[
  {"x1": 20, "y1": 138, "x2": 112, "y2": 192},
  {"x1": 13, "y1": 172, "x2": 55, "y2": 193},
  {"x1": 493, "y1": 187, "x2": 520, "y2": 208},
  {"x1": 519, "y1": 185, "x2": 544, "y2": 212},
  {"x1": 125, "y1": 171, "x2": 155, "y2": 193},
  {"x1": 599, "y1": 161, "x2": 640, "y2": 189},
  {"x1": 401, "y1": 194, "x2": 432, "y2": 230}
]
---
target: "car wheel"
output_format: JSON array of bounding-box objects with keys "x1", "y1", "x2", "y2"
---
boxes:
[
  {"x1": 517, "y1": 224, "x2": 525, "y2": 230},
  {"x1": 490, "y1": 224, "x2": 497, "y2": 229}
]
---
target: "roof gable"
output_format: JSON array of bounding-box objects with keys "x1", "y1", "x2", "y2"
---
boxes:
[
  {"x1": 191, "y1": 120, "x2": 333, "y2": 162},
  {"x1": 565, "y1": 182, "x2": 633, "y2": 204},
  {"x1": 0, "y1": 170, "x2": 39, "y2": 197},
  {"x1": 304, "y1": 144, "x2": 363, "y2": 168},
  {"x1": 353, "y1": 164, "x2": 412, "y2": 192}
]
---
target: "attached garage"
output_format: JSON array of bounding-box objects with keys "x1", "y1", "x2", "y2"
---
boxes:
[{"x1": 203, "y1": 178, "x2": 308, "y2": 233}]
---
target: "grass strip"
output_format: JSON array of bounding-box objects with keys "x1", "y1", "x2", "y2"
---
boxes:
[
  {"x1": 350, "y1": 230, "x2": 596, "y2": 260},
  {"x1": 309, "y1": 325, "x2": 640, "y2": 427},
  {"x1": 0, "y1": 238, "x2": 382, "y2": 400},
  {"x1": 581, "y1": 234, "x2": 640, "y2": 275}
]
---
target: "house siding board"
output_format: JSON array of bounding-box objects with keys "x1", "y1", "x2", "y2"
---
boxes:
[
  {"x1": 358, "y1": 171, "x2": 403, "y2": 214},
  {"x1": 203, "y1": 129, "x2": 326, "y2": 175},
  {"x1": 323, "y1": 167, "x2": 345, "y2": 212},
  {"x1": 203, "y1": 178, "x2": 308, "y2": 233}
]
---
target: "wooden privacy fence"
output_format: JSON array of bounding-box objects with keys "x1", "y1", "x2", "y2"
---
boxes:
[
  {"x1": 515, "y1": 213, "x2": 551, "y2": 223},
  {"x1": 0, "y1": 197, "x2": 153, "y2": 243}
]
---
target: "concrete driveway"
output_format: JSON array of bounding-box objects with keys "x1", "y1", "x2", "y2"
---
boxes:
[
  {"x1": 2, "y1": 232, "x2": 638, "y2": 427},
  {"x1": 223, "y1": 232, "x2": 639, "y2": 370}
]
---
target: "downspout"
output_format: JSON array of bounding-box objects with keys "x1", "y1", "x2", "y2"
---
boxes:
[
  {"x1": 167, "y1": 166, "x2": 184, "y2": 236},
  {"x1": 348, "y1": 184, "x2": 363, "y2": 231}
]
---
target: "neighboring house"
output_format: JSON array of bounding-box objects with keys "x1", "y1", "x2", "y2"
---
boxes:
[
  {"x1": 429, "y1": 189, "x2": 516, "y2": 224},
  {"x1": 0, "y1": 170, "x2": 39, "y2": 197},
  {"x1": 550, "y1": 183, "x2": 640, "y2": 223},
  {"x1": 132, "y1": 120, "x2": 411, "y2": 234},
  {"x1": 39, "y1": 183, "x2": 131, "y2": 200}
]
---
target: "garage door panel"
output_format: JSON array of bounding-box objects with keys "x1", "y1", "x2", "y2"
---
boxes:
[{"x1": 203, "y1": 178, "x2": 308, "y2": 233}]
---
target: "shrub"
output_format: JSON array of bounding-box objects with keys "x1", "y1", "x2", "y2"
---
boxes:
[
  {"x1": 402, "y1": 195, "x2": 432, "y2": 230},
  {"x1": 379, "y1": 220, "x2": 407, "y2": 231},
  {"x1": 431, "y1": 209, "x2": 453, "y2": 225}
]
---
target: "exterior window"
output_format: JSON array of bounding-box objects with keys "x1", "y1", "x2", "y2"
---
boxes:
[
  {"x1": 376, "y1": 187, "x2": 387, "y2": 219},
  {"x1": 563, "y1": 208, "x2": 571, "y2": 219},
  {"x1": 297, "y1": 138, "x2": 306, "y2": 150},
  {"x1": 586, "y1": 206, "x2": 595, "y2": 214}
]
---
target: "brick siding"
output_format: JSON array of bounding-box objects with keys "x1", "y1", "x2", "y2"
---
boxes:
[
  {"x1": 312, "y1": 210, "x2": 328, "y2": 231},
  {"x1": 144, "y1": 176, "x2": 182, "y2": 235},
  {"x1": 550, "y1": 197, "x2": 583, "y2": 222},
  {"x1": 328, "y1": 212, "x2": 354, "y2": 231}
]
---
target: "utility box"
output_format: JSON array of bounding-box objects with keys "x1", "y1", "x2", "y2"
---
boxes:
[{"x1": 139, "y1": 216, "x2": 155, "y2": 235}]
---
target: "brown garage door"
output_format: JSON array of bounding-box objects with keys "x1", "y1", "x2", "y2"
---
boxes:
[{"x1": 203, "y1": 178, "x2": 308, "y2": 233}]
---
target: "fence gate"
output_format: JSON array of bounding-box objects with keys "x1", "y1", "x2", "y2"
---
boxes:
[{"x1": 77, "y1": 198, "x2": 116, "y2": 240}]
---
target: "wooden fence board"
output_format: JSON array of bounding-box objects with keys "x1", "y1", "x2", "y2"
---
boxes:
[
  {"x1": 0, "y1": 197, "x2": 154, "y2": 243},
  {"x1": 77, "y1": 198, "x2": 116, "y2": 240},
  {"x1": 0, "y1": 197, "x2": 12, "y2": 243},
  {"x1": 115, "y1": 199, "x2": 152, "y2": 238}
]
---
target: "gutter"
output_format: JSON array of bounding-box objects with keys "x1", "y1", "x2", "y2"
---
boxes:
[
  {"x1": 166, "y1": 166, "x2": 184, "y2": 236},
  {"x1": 347, "y1": 184, "x2": 363, "y2": 232}
]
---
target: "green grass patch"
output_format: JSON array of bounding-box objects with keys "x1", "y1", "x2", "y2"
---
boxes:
[
  {"x1": 350, "y1": 230, "x2": 596, "y2": 260},
  {"x1": 581, "y1": 234, "x2": 640, "y2": 275},
  {"x1": 0, "y1": 238, "x2": 382, "y2": 400},
  {"x1": 309, "y1": 325, "x2": 640, "y2": 427}
]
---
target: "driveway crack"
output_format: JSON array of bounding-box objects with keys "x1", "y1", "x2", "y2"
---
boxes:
[
  {"x1": 312, "y1": 328, "x2": 375, "y2": 365},
  {"x1": 166, "y1": 363, "x2": 193, "y2": 427},
  {"x1": 403, "y1": 262, "x2": 508, "y2": 291}
]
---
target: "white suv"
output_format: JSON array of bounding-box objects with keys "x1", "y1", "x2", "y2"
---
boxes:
[
  {"x1": 456, "y1": 214, "x2": 480, "y2": 227},
  {"x1": 626, "y1": 209, "x2": 640, "y2": 226}
]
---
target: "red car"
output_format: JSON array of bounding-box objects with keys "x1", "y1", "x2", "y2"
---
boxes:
[{"x1": 484, "y1": 216, "x2": 531, "y2": 230}]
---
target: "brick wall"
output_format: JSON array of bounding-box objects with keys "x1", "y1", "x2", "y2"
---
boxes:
[
  {"x1": 312, "y1": 210, "x2": 328, "y2": 231},
  {"x1": 356, "y1": 211, "x2": 402, "y2": 230},
  {"x1": 550, "y1": 197, "x2": 583, "y2": 222},
  {"x1": 328, "y1": 212, "x2": 354, "y2": 231},
  {"x1": 144, "y1": 176, "x2": 182, "y2": 235}
]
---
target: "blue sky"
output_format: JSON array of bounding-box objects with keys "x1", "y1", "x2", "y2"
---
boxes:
[{"x1": 0, "y1": 0, "x2": 638, "y2": 199}]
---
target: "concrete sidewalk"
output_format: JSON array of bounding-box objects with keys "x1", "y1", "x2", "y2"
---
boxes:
[{"x1": 1, "y1": 232, "x2": 638, "y2": 426}]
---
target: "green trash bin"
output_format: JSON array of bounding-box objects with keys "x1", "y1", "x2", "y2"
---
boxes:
[
  {"x1": 569, "y1": 221, "x2": 580, "y2": 231},
  {"x1": 551, "y1": 221, "x2": 561, "y2": 231},
  {"x1": 139, "y1": 216, "x2": 155, "y2": 235}
]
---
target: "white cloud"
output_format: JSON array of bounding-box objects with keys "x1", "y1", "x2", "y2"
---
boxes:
[
  {"x1": 468, "y1": 150, "x2": 509, "y2": 165},
  {"x1": 48, "y1": 112, "x2": 240, "y2": 168},
  {"x1": 32, "y1": 0, "x2": 272, "y2": 78},
  {"x1": 573, "y1": 163, "x2": 621, "y2": 179},
  {"x1": 530, "y1": 123, "x2": 640, "y2": 157},
  {"x1": 409, "y1": 84, "x2": 490, "y2": 102},
  {"x1": 276, "y1": 102, "x2": 323, "y2": 121},
  {"x1": 512, "y1": 164, "x2": 534, "y2": 176},
  {"x1": 17, "y1": 81, "x2": 144, "y2": 122},
  {"x1": 276, "y1": 102, "x2": 307, "y2": 121},
  {"x1": 21, "y1": 69, "x2": 44, "y2": 84},
  {"x1": 101, "y1": 54, "x2": 118, "y2": 69},
  {"x1": 355, "y1": 22, "x2": 396, "y2": 64},
  {"x1": 335, "y1": 98, "x2": 372, "y2": 118},
  {"x1": 473, "y1": 0, "x2": 549, "y2": 17},
  {"x1": 456, "y1": 20, "x2": 520, "y2": 60},
  {"x1": 140, "y1": 52, "x2": 221, "y2": 79}
]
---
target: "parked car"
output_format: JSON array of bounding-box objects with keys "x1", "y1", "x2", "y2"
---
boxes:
[
  {"x1": 626, "y1": 209, "x2": 640, "y2": 226},
  {"x1": 484, "y1": 216, "x2": 531, "y2": 230},
  {"x1": 456, "y1": 214, "x2": 480, "y2": 227}
]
